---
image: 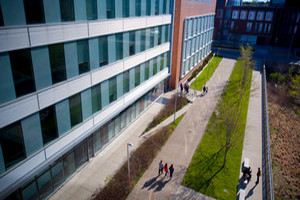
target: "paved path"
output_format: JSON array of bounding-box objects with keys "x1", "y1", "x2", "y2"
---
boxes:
[
  {"x1": 50, "y1": 90, "x2": 191, "y2": 200},
  {"x1": 237, "y1": 64, "x2": 263, "y2": 199},
  {"x1": 127, "y1": 58, "x2": 236, "y2": 200}
]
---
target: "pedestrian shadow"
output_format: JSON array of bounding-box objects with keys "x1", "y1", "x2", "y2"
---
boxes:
[
  {"x1": 245, "y1": 184, "x2": 257, "y2": 199},
  {"x1": 141, "y1": 176, "x2": 158, "y2": 189},
  {"x1": 154, "y1": 178, "x2": 171, "y2": 192}
]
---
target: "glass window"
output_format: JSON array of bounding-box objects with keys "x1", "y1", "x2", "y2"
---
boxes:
[
  {"x1": 0, "y1": 5, "x2": 4, "y2": 26},
  {"x1": 145, "y1": 61, "x2": 149, "y2": 80},
  {"x1": 108, "y1": 120, "x2": 114, "y2": 140},
  {"x1": 77, "y1": 39, "x2": 90, "y2": 74},
  {"x1": 21, "y1": 180, "x2": 39, "y2": 200},
  {"x1": 93, "y1": 130, "x2": 101, "y2": 153},
  {"x1": 150, "y1": 28, "x2": 155, "y2": 48},
  {"x1": 100, "y1": 125, "x2": 108, "y2": 147},
  {"x1": 60, "y1": 0, "x2": 75, "y2": 22},
  {"x1": 106, "y1": 0, "x2": 115, "y2": 19},
  {"x1": 153, "y1": 58, "x2": 157, "y2": 75},
  {"x1": 63, "y1": 151, "x2": 75, "y2": 179},
  {"x1": 158, "y1": 26, "x2": 162, "y2": 45},
  {"x1": 86, "y1": 0, "x2": 97, "y2": 20},
  {"x1": 40, "y1": 105, "x2": 58, "y2": 145},
  {"x1": 131, "y1": 104, "x2": 136, "y2": 120},
  {"x1": 163, "y1": 0, "x2": 167, "y2": 14},
  {"x1": 141, "y1": 29, "x2": 146, "y2": 52},
  {"x1": 126, "y1": 107, "x2": 131, "y2": 124},
  {"x1": 123, "y1": 71, "x2": 129, "y2": 94},
  {"x1": 123, "y1": 0, "x2": 129, "y2": 17},
  {"x1": 69, "y1": 93, "x2": 83, "y2": 127},
  {"x1": 51, "y1": 161, "x2": 65, "y2": 190},
  {"x1": 135, "y1": 0, "x2": 141, "y2": 16},
  {"x1": 116, "y1": 33, "x2": 123, "y2": 61},
  {"x1": 155, "y1": 0, "x2": 159, "y2": 15},
  {"x1": 99, "y1": 36, "x2": 108, "y2": 67},
  {"x1": 120, "y1": 111, "x2": 126, "y2": 130},
  {"x1": 49, "y1": 43, "x2": 67, "y2": 84},
  {"x1": 74, "y1": 141, "x2": 87, "y2": 169},
  {"x1": 0, "y1": 122, "x2": 26, "y2": 170},
  {"x1": 9, "y1": 49, "x2": 36, "y2": 97},
  {"x1": 129, "y1": 31, "x2": 135, "y2": 56},
  {"x1": 146, "y1": 0, "x2": 151, "y2": 16},
  {"x1": 135, "y1": 65, "x2": 140, "y2": 87},
  {"x1": 24, "y1": 0, "x2": 45, "y2": 24},
  {"x1": 114, "y1": 115, "x2": 121, "y2": 135},
  {"x1": 109, "y1": 77, "x2": 117, "y2": 103},
  {"x1": 165, "y1": 25, "x2": 169, "y2": 42},
  {"x1": 37, "y1": 169, "x2": 53, "y2": 199},
  {"x1": 91, "y1": 84, "x2": 101, "y2": 114}
]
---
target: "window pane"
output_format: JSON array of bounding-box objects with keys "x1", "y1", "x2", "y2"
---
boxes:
[
  {"x1": 131, "y1": 104, "x2": 136, "y2": 120},
  {"x1": 93, "y1": 130, "x2": 101, "y2": 153},
  {"x1": 150, "y1": 28, "x2": 155, "y2": 48},
  {"x1": 153, "y1": 57, "x2": 157, "y2": 75},
  {"x1": 99, "y1": 36, "x2": 108, "y2": 67},
  {"x1": 165, "y1": 25, "x2": 169, "y2": 42},
  {"x1": 21, "y1": 180, "x2": 39, "y2": 200},
  {"x1": 40, "y1": 105, "x2": 58, "y2": 145},
  {"x1": 122, "y1": 0, "x2": 129, "y2": 17},
  {"x1": 109, "y1": 77, "x2": 117, "y2": 103},
  {"x1": 126, "y1": 107, "x2": 131, "y2": 124},
  {"x1": 74, "y1": 141, "x2": 87, "y2": 169},
  {"x1": 114, "y1": 116, "x2": 121, "y2": 135},
  {"x1": 123, "y1": 71, "x2": 129, "y2": 94},
  {"x1": 135, "y1": 0, "x2": 141, "y2": 16},
  {"x1": 51, "y1": 161, "x2": 65, "y2": 190},
  {"x1": 63, "y1": 151, "x2": 75, "y2": 179},
  {"x1": 145, "y1": 61, "x2": 149, "y2": 80},
  {"x1": 108, "y1": 120, "x2": 114, "y2": 140},
  {"x1": 158, "y1": 26, "x2": 162, "y2": 45},
  {"x1": 155, "y1": 0, "x2": 159, "y2": 15},
  {"x1": 135, "y1": 65, "x2": 140, "y2": 87},
  {"x1": 0, "y1": 5, "x2": 4, "y2": 26},
  {"x1": 129, "y1": 31, "x2": 135, "y2": 56},
  {"x1": 69, "y1": 93, "x2": 83, "y2": 127},
  {"x1": 141, "y1": 29, "x2": 146, "y2": 52},
  {"x1": 86, "y1": 0, "x2": 97, "y2": 20},
  {"x1": 9, "y1": 49, "x2": 35, "y2": 97},
  {"x1": 100, "y1": 125, "x2": 108, "y2": 147},
  {"x1": 116, "y1": 33, "x2": 123, "y2": 61},
  {"x1": 91, "y1": 84, "x2": 101, "y2": 114},
  {"x1": 106, "y1": 0, "x2": 115, "y2": 19},
  {"x1": 37, "y1": 169, "x2": 53, "y2": 199},
  {"x1": 60, "y1": 0, "x2": 75, "y2": 22},
  {"x1": 146, "y1": 0, "x2": 151, "y2": 16},
  {"x1": 77, "y1": 39, "x2": 90, "y2": 74},
  {"x1": 163, "y1": 0, "x2": 167, "y2": 14},
  {"x1": 24, "y1": 0, "x2": 45, "y2": 24},
  {"x1": 0, "y1": 122, "x2": 25, "y2": 170},
  {"x1": 121, "y1": 111, "x2": 126, "y2": 129},
  {"x1": 49, "y1": 43, "x2": 67, "y2": 84}
]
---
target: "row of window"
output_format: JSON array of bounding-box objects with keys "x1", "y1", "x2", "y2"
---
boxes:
[
  {"x1": 0, "y1": 0, "x2": 171, "y2": 27},
  {"x1": 181, "y1": 44, "x2": 212, "y2": 77},
  {"x1": 184, "y1": 14, "x2": 215, "y2": 40},
  {"x1": 0, "y1": 52, "x2": 168, "y2": 174},
  {"x1": 183, "y1": 30, "x2": 213, "y2": 60},
  {"x1": 231, "y1": 10, "x2": 273, "y2": 22},
  {"x1": 246, "y1": 22, "x2": 272, "y2": 34},
  {"x1": 4, "y1": 82, "x2": 165, "y2": 200},
  {"x1": 0, "y1": 25, "x2": 170, "y2": 105}
]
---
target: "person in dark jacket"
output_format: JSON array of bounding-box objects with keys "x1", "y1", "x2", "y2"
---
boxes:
[{"x1": 169, "y1": 164, "x2": 174, "y2": 178}]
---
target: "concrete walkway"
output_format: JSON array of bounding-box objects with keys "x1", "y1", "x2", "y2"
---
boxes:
[
  {"x1": 237, "y1": 67, "x2": 263, "y2": 199},
  {"x1": 127, "y1": 58, "x2": 236, "y2": 200},
  {"x1": 50, "y1": 89, "x2": 191, "y2": 200}
]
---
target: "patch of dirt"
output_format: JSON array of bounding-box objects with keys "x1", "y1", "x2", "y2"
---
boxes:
[{"x1": 267, "y1": 83, "x2": 300, "y2": 199}]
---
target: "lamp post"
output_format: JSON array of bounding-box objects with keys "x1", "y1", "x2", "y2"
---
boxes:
[
  {"x1": 174, "y1": 78, "x2": 179, "y2": 123},
  {"x1": 127, "y1": 143, "x2": 133, "y2": 182}
]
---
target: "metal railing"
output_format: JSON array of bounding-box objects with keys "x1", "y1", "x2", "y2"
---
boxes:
[{"x1": 262, "y1": 65, "x2": 274, "y2": 200}]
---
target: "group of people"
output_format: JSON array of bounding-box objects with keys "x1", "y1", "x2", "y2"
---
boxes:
[
  {"x1": 242, "y1": 167, "x2": 261, "y2": 185},
  {"x1": 159, "y1": 160, "x2": 174, "y2": 178},
  {"x1": 180, "y1": 82, "x2": 190, "y2": 94},
  {"x1": 202, "y1": 85, "x2": 208, "y2": 93}
]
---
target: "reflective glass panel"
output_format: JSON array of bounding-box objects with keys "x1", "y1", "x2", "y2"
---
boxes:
[
  {"x1": 129, "y1": 31, "x2": 135, "y2": 56},
  {"x1": 63, "y1": 151, "x2": 75, "y2": 179},
  {"x1": 123, "y1": 71, "x2": 129, "y2": 94},
  {"x1": 99, "y1": 36, "x2": 108, "y2": 67},
  {"x1": 69, "y1": 93, "x2": 83, "y2": 127},
  {"x1": 116, "y1": 33, "x2": 123, "y2": 61},
  {"x1": 60, "y1": 0, "x2": 75, "y2": 22},
  {"x1": 91, "y1": 84, "x2": 101, "y2": 114},
  {"x1": 109, "y1": 77, "x2": 117, "y2": 103},
  {"x1": 135, "y1": 65, "x2": 140, "y2": 87},
  {"x1": 74, "y1": 141, "x2": 87, "y2": 169},
  {"x1": 123, "y1": 0, "x2": 129, "y2": 17},
  {"x1": 86, "y1": 0, "x2": 97, "y2": 20},
  {"x1": 49, "y1": 43, "x2": 67, "y2": 84},
  {"x1": 21, "y1": 180, "x2": 39, "y2": 200},
  {"x1": 40, "y1": 105, "x2": 58, "y2": 145},
  {"x1": 77, "y1": 39, "x2": 90, "y2": 74},
  {"x1": 37, "y1": 169, "x2": 53, "y2": 199},
  {"x1": 24, "y1": 0, "x2": 45, "y2": 24},
  {"x1": 51, "y1": 161, "x2": 65, "y2": 190},
  {"x1": 106, "y1": 0, "x2": 115, "y2": 18}
]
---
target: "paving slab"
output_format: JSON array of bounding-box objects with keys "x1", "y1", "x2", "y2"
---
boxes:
[{"x1": 127, "y1": 58, "x2": 236, "y2": 200}]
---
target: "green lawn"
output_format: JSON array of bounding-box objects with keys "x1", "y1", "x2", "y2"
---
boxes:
[
  {"x1": 182, "y1": 60, "x2": 253, "y2": 200},
  {"x1": 191, "y1": 56, "x2": 223, "y2": 91}
]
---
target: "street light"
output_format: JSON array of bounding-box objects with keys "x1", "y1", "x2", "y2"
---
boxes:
[{"x1": 127, "y1": 143, "x2": 133, "y2": 182}]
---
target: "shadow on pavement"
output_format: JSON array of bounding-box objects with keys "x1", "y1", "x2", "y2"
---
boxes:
[
  {"x1": 142, "y1": 176, "x2": 158, "y2": 189},
  {"x1": 245, "y1": 184, "x2": 257, "y2": 199},
  {"x1": 154, "y1": 178, "x2": 171, "y2": 192}
]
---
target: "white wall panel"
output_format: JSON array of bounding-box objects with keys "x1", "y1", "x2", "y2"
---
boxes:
[
  {"x1": 29, "y1": 23, "x2": 88, "y2": 47},
  {"x1": 162, "y1": 15, "x2": 172, "y2": 24},
  {"x1": 89, "y1": 19, "x2": 123, "y2": 37},
  {"x1": 0, "y1": 95, "x2": 39, "y2": 128},
  {"x1": 0, "y1": 151, "x2": 45, "y2": 192},
  {"x1": 0, "y1": 27, "x2": 29, "y2": 53},
  {"x1": 38, "y1": 74, "x2": 91, "y2": 110},
  {"x1": 146, "y1": 16, "x2": 163, "y2": 27},
  {"x1": 123, "y1": 53, "x2": 146, "y2": 71},
  {"x1": 45, "y1": 119, "x2": 93, "y2": 159},
  {"x1": 123, "y1": 17, "x2": 147, "y2": 32},
  {"x1": 93, "y1": 99, "x2": 124, "y2": 126},
  {"x1": 91, "y1": 61, "x2": 124, "y2": 85}
]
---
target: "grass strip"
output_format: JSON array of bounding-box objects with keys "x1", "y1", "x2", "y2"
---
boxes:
[
  {"x1": 182, "y1": 60, "x2": 252, "y2": 200},
  {"x1": 95, "y1": 114, "x2": 185, "y2": 200},
  {"x1": 191, "y1": 56, "x2": 223, "y2": 91}
]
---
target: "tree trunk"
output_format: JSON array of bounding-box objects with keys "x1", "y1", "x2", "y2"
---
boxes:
[{"x1": 223, "y1": 146, "x2": 228, "y2": 168}]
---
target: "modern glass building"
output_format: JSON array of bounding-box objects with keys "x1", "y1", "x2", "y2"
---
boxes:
[{"x1": 0, "y1": 0, "x2": 173, "y2": 199}]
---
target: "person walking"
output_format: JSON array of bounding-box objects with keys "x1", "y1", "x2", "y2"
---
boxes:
[
  {"x1": 206, "y1": 86, "x2": 208, "y2": 93},
  {"x1": 256, "y1": 167, "x2": 261, "y2": 184},
  {"x1": 203, "y1": 85, "x2": 206, "y2": 93},
  {"x1": 158, "y1": 160, "x2": 163, "y2": 176},
  {"x1": 164, "y1": 163, "x2": 168, "y2": 177},
  {"x1": 180, "y1": 83, "x2": 183, "y2": 94},
  {"x1": 169, "y1": 164, "x2": 174, "y2": 178}
]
